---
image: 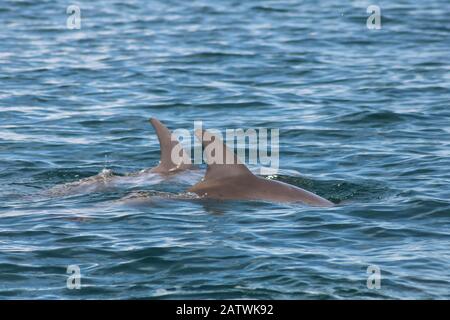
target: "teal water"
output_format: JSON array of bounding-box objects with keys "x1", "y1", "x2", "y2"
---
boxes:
[{"x1": 0, "y1": 0, "x2": 449, "y2": 299}]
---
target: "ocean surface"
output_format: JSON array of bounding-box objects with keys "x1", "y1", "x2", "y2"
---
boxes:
[{"x1": 0, "y1": 0, "x2": 449, "y2": 299}]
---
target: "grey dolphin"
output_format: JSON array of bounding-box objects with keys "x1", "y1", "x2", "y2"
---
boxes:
[
  {"x1": 45, "y1": 118, "x2": 195, "y2": 197},
  {"x1": 188, "y1": 129, "x2": 334, "y2": 207},
  {"x1": 148, "y1": 118, "x2": 195, "y2": 174}
]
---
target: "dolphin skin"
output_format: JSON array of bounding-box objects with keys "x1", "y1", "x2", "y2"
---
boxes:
[{"x1": 188, "y1": 129, "x2": 334, "y2": 207}]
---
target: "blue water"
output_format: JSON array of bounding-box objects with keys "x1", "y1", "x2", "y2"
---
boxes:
[{"x1": 1, "y1": 0, "x2": 449, "y2": 299}]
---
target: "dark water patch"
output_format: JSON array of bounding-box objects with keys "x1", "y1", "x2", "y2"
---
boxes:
[
  {"x1": 334, "y1": 110, "x2": 425, "y2": 126},
  {"x1": 272, "y1": 175, "x2": 389, "y2": 204}
]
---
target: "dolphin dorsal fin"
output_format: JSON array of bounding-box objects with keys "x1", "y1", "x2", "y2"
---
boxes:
[
  {"x1": 195, "y1": 129, "x2": 253, "y2": 181},
  {"x1": 149, "y1": 118, "x2": 191, "y2": 172}
]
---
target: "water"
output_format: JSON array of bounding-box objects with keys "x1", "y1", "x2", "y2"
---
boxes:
[{"x1": 0, "y1": 0, "x2": 449, "y2": 299}]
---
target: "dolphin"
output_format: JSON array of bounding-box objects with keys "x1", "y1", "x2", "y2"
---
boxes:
[
  {"x1": 188, "y1": 129, "x2": 334, "y2": 207},
  {"x1": 147, "y1": 118, "x2": 195, "y2": 174},
  {"x1": 44, "y1": 118, "x2": 196, "y2": 197}
]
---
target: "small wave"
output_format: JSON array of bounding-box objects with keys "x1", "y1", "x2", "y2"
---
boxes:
[{"x1": 334, "y1": 110, "x2": 424, "y2": 125}]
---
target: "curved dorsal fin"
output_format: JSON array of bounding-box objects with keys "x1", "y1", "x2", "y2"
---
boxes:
[
  {"x1": 149, "y1": 118, "x2": 191, "y2": 172},
  {"x1": 194, "y1": 129, "x2": 253, "y2": 181}
]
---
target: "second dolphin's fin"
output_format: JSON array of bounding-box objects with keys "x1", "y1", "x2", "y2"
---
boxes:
[
  {"x1": 191, "y1": 129, "x2": 253, "y2": 182},
  {"x1": 149, "y1": 118, "x2": 192, "y2": 173},
  {"x1": 188, "y1": 128, "x2": 334, "y2": 206}
]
